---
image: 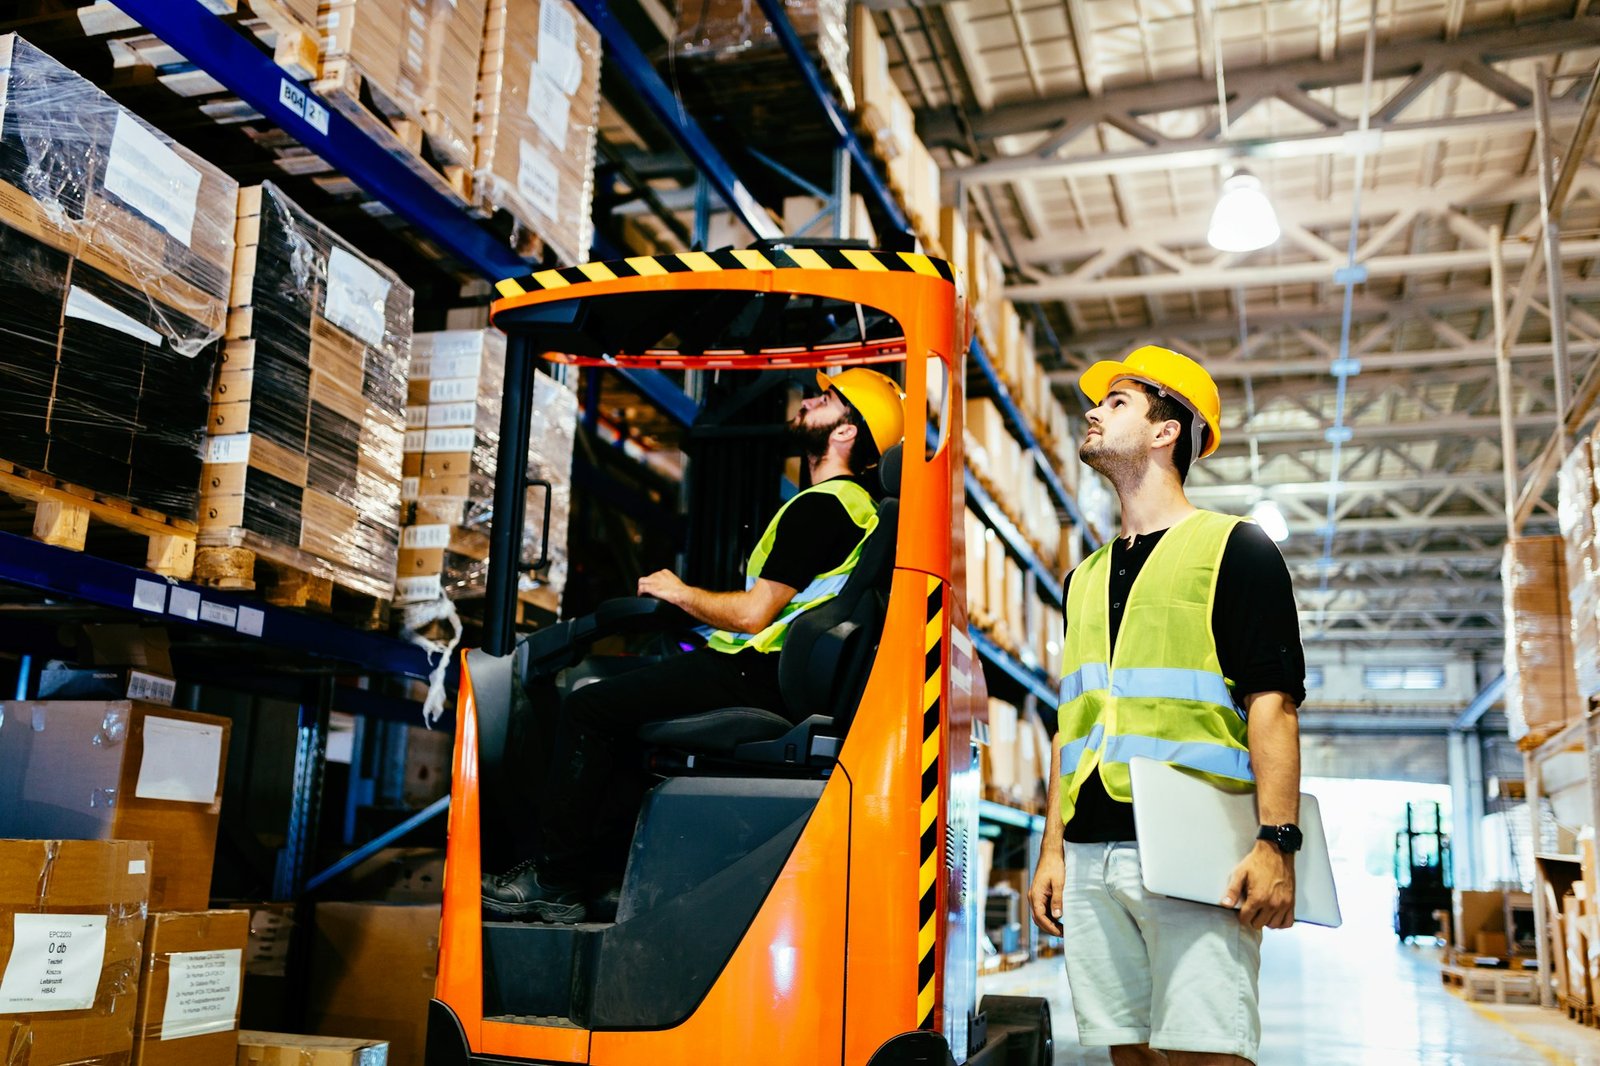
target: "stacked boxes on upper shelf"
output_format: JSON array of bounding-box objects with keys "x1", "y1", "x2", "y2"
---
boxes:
[
  {"x1": 199, "y1": 182, "x2": 411, "y2": 602},
  {"x1": 679, "y1": 0, "x2": 853, "y2": 112},
  {"x1": 318, "y1": 0, "x2": 488, "y2": 172},
  {"x1": 850, "y1": 7, "x2": 939, "y2": 247},
  {"x1": 1558, "y1": 432, "x2": 1600, "y2": 701},
  {"x1": 476, "y1": 0, "x2": 603, "y2": 265},
  {"x1": 0, "y1": 33, "x2": 237, "y2": 530},
  {"x1": 1504, "y1": 535, "x2": 1583, "y2": 748},
  {"x1": 397, "y1": 330, "x2": 577, "y2": 615}
]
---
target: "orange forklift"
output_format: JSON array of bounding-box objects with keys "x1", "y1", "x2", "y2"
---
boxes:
[{"x1": 426, "y1": 242, "x2": 1053, "y2": 1065}]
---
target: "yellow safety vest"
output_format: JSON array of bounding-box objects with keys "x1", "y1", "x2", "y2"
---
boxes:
[
  {"x1": 704, "y1": 478, "x2": 878, "y2": 655},
  {"x1": 1056, "y1": 509, "x2": 1254, "y2": 826}
]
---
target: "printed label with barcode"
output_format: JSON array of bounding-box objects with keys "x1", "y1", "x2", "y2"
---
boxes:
[
  {"x1": 429, "y1": 377, "x2": 478, "y2": 404},
  {"x1": 127, "y1": 672, "x2": 177, "y2": 705},
  {"x1": 430, "y1": 352, "x2": 483, "y2": 381},
  {"x1": 405, "y1": 405, "x2": 429, "y2": 429},
  {"x1": 401, "y1": 477, "x2": 420, "y2": 501},
  {"x1": 401, "y1": 524, "x2": 451, "y2": 550},
  {"x1": 205, "y1": 434, "x2": 252, "y2": 465},
  {"x1": 425, "y1": 428, "x2": 476, "y2": 453},
  {"x1": 396, "y1": 576, "x2": 442, "y2": 602},
  {"x1": 403, "y1": 430, "x2": 427, "y2": 453},
  {"x1": 428, "y1": 402, "x2": 477, "y2": 428}
]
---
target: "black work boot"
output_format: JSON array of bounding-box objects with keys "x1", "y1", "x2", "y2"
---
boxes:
[{"x1": 482, "y1": 859, "x2": 587, "y2": 923}]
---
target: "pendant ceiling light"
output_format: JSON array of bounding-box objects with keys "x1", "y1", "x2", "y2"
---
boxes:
[
  {"x1": 1204, "y1": 2, "x2": 1280, "y2": 252},
  {"x1": 1208, "y1": 170, "x2": 1282, "y2": 252},
  {"x1": 1249, "y1": 498, "x2": 1290, "y2": 543}
]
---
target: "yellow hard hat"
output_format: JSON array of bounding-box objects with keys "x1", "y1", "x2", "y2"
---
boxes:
[
  {"x1": 1078, "y1": 345, "x2": 1223, "y2": 460},
  {"x1": 816, "y1": 367, "x2": 905, "y2": 456}
]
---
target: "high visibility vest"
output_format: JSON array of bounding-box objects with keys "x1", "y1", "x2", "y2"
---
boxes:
[
  {"x1": 1056, "y1": 509, "x2": 1254, "y2": 826},
  {"x1": 704, "y1": 478, "x2": 879, "y2": 655}
]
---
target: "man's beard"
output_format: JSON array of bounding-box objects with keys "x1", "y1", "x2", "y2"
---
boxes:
[
  {"x1": 788, "y1": 413, "x2": 847, "y2": 459},
  {"x1": 1079, "y1": 432, "x2": 1149, "y2": 487}
]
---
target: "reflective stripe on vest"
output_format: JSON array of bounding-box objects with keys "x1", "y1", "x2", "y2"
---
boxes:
[
  {"x1": 1056, "y1": 510, "x2": 1255, "y2": 826},
  {"x1": 704, "y1": 478, "x2": 878, "y2": 655}
]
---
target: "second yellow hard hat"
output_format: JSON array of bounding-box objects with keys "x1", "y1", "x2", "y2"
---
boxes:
[{"x1": 1078, "y1": 345, "x2": 1223, "y2": 459}]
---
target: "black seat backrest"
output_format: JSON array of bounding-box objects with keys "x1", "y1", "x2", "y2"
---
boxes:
[{"x1": 775, "y1": 444, "x2": 902, "y2": 725}]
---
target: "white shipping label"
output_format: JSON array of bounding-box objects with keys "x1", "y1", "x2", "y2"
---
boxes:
[
  {"x1": 538, "y1": 0, "x2": 582, "y2": 93},
  {"x1": 65, "y1": 286, "x2": 164, "y2": 347},
  {"x1": 205, "y1": 434, "x2": 252, "y2": 465},
  {"x1": 403, "y1": 429, "x2": 428, "y2": 454},
  {"x1": 424, "y1": 428, "x2": 476, "y2": 453},
  {"x1": 425, "y1": 332, "x2": 486, "y2": 363},
  {"x1": 135, "y1": 716, "x2": 223, "y2": 804},
  {"x1": 402, "y1": 524, "x2": 451, "y2": 550},
  {"x1": 401, "y1": 477, "x2": 420, "y2": 501},
  {"x1": 104, "y1": 111, "x2": 200, "y2": 247},
  {"x1": 405, "y1": 405, "x2": 430, "y2": 430},
  {"x1": 526, "y1": 63, "x2": 571, "y2": 150},
  {"x1": 429, "y1": 377, "x2": 478, "y2": 404},
  {"x1": 0, "y1": 914, "x2": 108, "y2": 1013},
  {"x1": 199, "y1": 601, "x2": 237, "y2": 628},
  {"x1": 160, "y1": 949, "x2": 242, "y2": 1041},
  {"x1": 127, "y1": 671, "x2": 177, "y2": 705},
  {"x1": 408, "y1": 357, "x2": 433, "y2": 381},
  {"x1": 396, "y1": 575, "x2": 442, "y2": 603},
  {"x1": 428, "y1": 402, "x2": 477, "y2": 428},
  {"x1": 430, "y1": 352, "x2": 484, "y2": 381},
  {"x1": 517, "y1": 141, "x2": 561, "y2": 221},
  {"x1": 325, "y1": 246, "x2": 392, "y2": 348}
]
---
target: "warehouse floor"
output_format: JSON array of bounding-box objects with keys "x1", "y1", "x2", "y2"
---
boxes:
[{"x1": 981, "y1": 870, "x2": 1600, "y2": 1065}]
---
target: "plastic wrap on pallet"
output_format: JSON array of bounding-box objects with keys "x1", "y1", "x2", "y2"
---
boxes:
[
  {"x1": 476, "y1": 0, "x2": 600, "y2": 266},
  {"x1": 319, "y1": 0, "x2": 485, "y2": 167},
  {"x1": 400, "y1": 330, "x2": 575, "y2": 616},
  {"x1": 1558, "y1": 441, "x2": 1600, "y2": 699},
  {"x1": 1503, "y1": 536, "x2": 1581, "y2": 744},
  {"x1": 0, "y1": 33, "x2": 237, "y2": 519},
  {"x1": 200, "y1": 182, "x2": 410, "y2": 600},
  {"x1": 674, "y1": 0, "x2": 852, "y2": 111}
]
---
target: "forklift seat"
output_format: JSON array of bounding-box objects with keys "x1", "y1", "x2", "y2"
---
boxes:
[{"x1": 636, "y1": 444, "x2": 903, "y2": 765}]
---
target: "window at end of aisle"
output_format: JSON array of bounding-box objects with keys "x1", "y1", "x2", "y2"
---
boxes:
[{"x1": 1363, "y1": 665, "x2": 1446, "y2": 691}]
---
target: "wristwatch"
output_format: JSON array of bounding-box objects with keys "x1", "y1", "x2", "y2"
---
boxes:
[{"x1": 1257, "y1": 823, "x2": 1304, "y2": 853}]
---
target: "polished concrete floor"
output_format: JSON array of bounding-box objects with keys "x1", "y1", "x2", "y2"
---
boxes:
[{"x1": 979, "y1": 871, "x2": 1600, "y2": 1065}]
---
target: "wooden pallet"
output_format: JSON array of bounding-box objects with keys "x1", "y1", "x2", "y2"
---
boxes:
[
  {"x1": 1563, "y1": 994, "x2": 1596, "y2": 1026},
  {"x1": 313, "y1": 58, "x2": 473, "y2": 202},
  {"x1": 231, "y1": 0, "x2": 321, "y2": 80},
  {"x1": 1441, "y1": 961, "x2": 1540, "y2": 1004},
  {"x1": 0, "y1": 458, "x2": 197, "y2": 579},
  {"x1": 193, "y1": 533, "x2": 390, "y2": 630}
]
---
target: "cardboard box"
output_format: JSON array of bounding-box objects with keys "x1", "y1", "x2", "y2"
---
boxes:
[
  {"x1": 0, "y1": 701, "x2": 230, "y2": 912},
  {"x1": 1474, "y1": 931, "x2": 1508, "y2": 957},
  {"x1": 237, "y1": 1032, "x2": 388, "y2": 1066},
  {"x1": 133, "y1": 910, "x2": 250, "y2": 1066},
  {"x1": 305, "y1": 903, "x2": 439, "y2": 1066},
  {"x1": 0, "y1": 839, "x2": 152, "y2": 1065},
  {"x1": 1452, "y1": 890, "x2": 1505, "y2": 952}
]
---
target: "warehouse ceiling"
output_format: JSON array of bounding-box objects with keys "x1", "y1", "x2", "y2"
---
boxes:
[{"x1": 884, "y1": 0, "x2": 1600, "y2": 654}]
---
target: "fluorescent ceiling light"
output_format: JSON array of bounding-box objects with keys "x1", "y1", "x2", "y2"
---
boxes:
[
  {"x1": 1208, "y1": 171, "x2": 1281, "y2": 252},
  {"x1": 1249, "y1": 499, "x2": 1290, "y2": 543}
]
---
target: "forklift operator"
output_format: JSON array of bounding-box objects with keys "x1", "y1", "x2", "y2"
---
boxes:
[{"x1": 482, "y1": 367, "x2": 906, "y2": 924}]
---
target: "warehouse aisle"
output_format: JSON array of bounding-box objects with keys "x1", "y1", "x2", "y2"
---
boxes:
[{"x1": 980, "y1": 869, "x2": 1600, "y2": 1064}]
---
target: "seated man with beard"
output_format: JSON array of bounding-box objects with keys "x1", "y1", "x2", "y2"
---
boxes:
[{"x1": 482, "y1": 368, "x2": 905, "y2": 923}]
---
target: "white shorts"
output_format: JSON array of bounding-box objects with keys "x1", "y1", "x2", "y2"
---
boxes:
[{"x1": 1059, "y1": 840, "x2": 1263, "y2": 1061}]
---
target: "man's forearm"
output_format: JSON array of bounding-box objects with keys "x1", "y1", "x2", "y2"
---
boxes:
[
  {"x1": 1245, "y1": 691, "x2": 1301, "y2": 825},
  {"x1": 674, "y1": 586, "x2": 767, "y2": 633},
  {"x1": 1042, "y1": 735, "x2": 1064, "y2": 848}
]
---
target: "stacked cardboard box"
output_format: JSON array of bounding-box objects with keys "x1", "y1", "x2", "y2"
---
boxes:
[
  {"x1": 199, "y1": 182, "x2": 411, "y2": 601},
  {"x1": 0, "y1": 839, "x2": 152, "y2": 1064},
  {"x1": 476, "y1": 0, "x2": 602, "y2": 265},
  {"x1": 398, "y1": 330, "x2": 576, "y2": 615},
  {"x1": 1559, "y1": 437, "x2": 1600, "y2": 699},
  {"x1": 239, "y1": 1032, "x2": 389, "y2": 1066},
  {"x1": 318, "y1": 0, "x2": 487, "y2": 169},
  {"x1": 0, "y1": 33, "x2": 237, "y2": 521},
  {"x1": 1504, "y1": 536, "x2": 1583, "y2": 746},
  {"x1": 849, "y1": 6, "x2": 944, "y2": 250},
  {"x1": 0, "y1": 700, "x2": 232, "y2": 912},
  {"x1": 978, "y1": 699, "x2": 1052, "y2": 810},
  {"x1": 682, "y1": 0, "x2": 852, "y2": 112},
  {"x1": 304, "y1": 903, "x2": 440, "y2": 1066},
  {"x1": 133, "y1": 910, "x2": 251, "y2": 1066}
]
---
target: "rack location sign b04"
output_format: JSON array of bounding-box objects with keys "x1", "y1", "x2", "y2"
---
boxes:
[{"x1": 278, "y1": 77, "x2": 330, "y2": 136}]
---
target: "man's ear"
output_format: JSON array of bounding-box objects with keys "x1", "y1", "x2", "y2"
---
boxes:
[
  {"x1": 833, "y1": 421, "x2": 859, "y2": 445},
  {"x1": 1152, "y1": 419, "x2": 1182, "y2": 451}
]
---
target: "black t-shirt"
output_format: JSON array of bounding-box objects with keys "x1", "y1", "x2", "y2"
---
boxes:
[
  {"x1": 756, "y1": 474, "x2": 878, "y2": 593},
  {"x1": 1060, "y1": 520, "x2": 1306, "y2": 843}
]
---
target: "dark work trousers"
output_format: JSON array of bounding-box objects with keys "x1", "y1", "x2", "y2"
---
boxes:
[{"x1": 534, "y1": 647, "x2": 788, "y2": 883}]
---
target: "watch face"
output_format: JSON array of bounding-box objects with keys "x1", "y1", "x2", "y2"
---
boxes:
[{"x1": 1280, "y1": 824, "x2": 1304, "y2": 852}]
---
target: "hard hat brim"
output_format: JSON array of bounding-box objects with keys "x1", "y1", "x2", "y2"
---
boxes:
[{"x1": 815, "y1": 370, "x2": 834, "y2": 393}]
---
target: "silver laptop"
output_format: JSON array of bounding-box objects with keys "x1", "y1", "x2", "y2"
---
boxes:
[{"x1": 1129, "y1": 756, "x2": 1342, "y2": 928}]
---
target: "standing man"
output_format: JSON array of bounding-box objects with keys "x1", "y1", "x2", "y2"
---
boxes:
[
  {"x1": 483, "y1": 367, "x2": 905, "y2": 923},
  {"x1": 1028, "y1": 346, "x2": 1306, "y2": 1065}
]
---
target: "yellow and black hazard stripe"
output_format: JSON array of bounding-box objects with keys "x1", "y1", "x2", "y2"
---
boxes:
[
  {"x1": 918, "y1": 573, "x2": 944, "y2": 1031},
  {"x1": 494, "y1": 247, "x2": 955, "y2": 299}
]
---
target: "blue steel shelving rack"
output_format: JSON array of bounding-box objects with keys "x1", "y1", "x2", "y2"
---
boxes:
[{"x1": 0, "y1": 0, "x2": 1086, "y2": 886}]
